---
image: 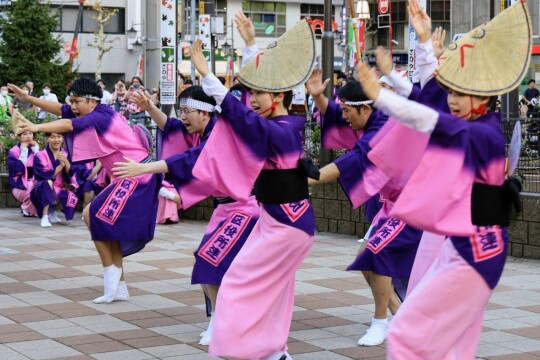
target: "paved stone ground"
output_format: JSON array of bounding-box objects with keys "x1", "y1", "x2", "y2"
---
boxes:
[{"x1": 0, "y1": 208, "x2": 540, "y2": 359}]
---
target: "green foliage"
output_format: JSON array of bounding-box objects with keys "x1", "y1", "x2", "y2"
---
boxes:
[{"x1": 0, "y1": 0, "x2": 76, "y2": 98}]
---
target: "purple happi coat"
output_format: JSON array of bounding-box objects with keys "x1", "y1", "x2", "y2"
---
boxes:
[{"x1": 61, "y1": 104, "x2": 161, "y2": 257}]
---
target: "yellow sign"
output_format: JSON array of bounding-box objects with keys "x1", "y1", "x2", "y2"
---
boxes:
[
  {"x1": 500, "y1": 0, "x2": 505, "y2": 11},
  {"x1": 200, "y1": 0, "x2": 204, "y2": 14}
]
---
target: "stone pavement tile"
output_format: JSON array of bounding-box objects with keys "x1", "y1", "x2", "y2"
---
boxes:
[
  {"x1": 292, "y1": 309, "x2": 334, "y2": 321},
  {"x1": 127, "y1": 294, "x2": 187, "y2": 310},
  {"x1": 0, "y1": 330, "x2": 46, "y2": 344},
  {"x1": 11, "y1": 291, "x2": 72, "y2": 306},
  {"x1": 140, "y1": 343, "x2": 203, "y2": 358},
  {"x1": 499, "y1": 339, "x2": 540, "y2": 352},
  {"x1": 50, "y1": 258, "x2": 98, "y2": 268},
  {"x1": 121, "y1": 335, "x2": 181, "y2": 348},
  {"x1": 24, "y1": 319, "x2": 95, "y2": 338},
  {"x1": 332, "y1": 345, "x2": 386, "y2": 359},
  {"x1": 128, "y1": 281, "x2": 187, "y2": 294},
  {"x1": 39, "y1": 302, "x2": 103, "y2": 318},
  {"x1": 476, "y1": 343, "x2": 520, "y2": 358},
  {"x1": 149, "y1": 323, "x2": 203, "y2": 336},
  {"x1": 6, "y1": 339, "x2": 82, "y2": 359},
  {"x1": 3, "y1": 307, "x2": 60, "y2": 323},
  {"x1": 0, "y1": 253, "x2": 40, "y2": 262},
  {"x1": 156, "y1": 305, "x2": 201, "y2": 317},
  {"x1": 131, "y1": 269, "x2": 185, "y2": 281},
  {"x1": 305, "y1": 278, "x2": 365, "y2": 291},
  {"x1": 292, "y1": 351, "x2": 354, "y2": 359},
  {"x1": 103, "y1": 329, "x2": 163, "y2": 341},
  {"x1": 485, "y1": 354, "x2": 540, "y2": 359},
  {"x1": 162, "y1": 293, "x2": 204, "y2": 307},
  {"x1": 505, "y1": 326, "x2": 540, "y2": 339},
  {"x1": 55, "y1": 333, "x2": 111, "y2": 346},
  {"x1": 482, "y1": 318, "x2": 534, "y2": 331},
  {"x1": 171, "y1": 312, "x2": 208, "y2": 324},
  {"x1": 90, "y1": 348, "x2": 156, "y2": 360},
  {"x1": 288, "y1": 340, "x2": 325, "y2": 355},
  {"x1": 2, "y1": 270, "x2": 55, "y2": 282},
  {"x1": 299, "y1": 315, "x2": 356, "y2": 328},
  {"x1": 128, "y1": 315, "x2": 184, "y2": 328},
  {"x1": 305, "y1": 335, "x2": 358, "y2": 350},
  {"x1": 290, "y1": 320, "x2": 316, "y2": 331},
  {"x1": 70, "y1": 340, "x2": 133, "y2": 354},
  {"x1": 111, "y1": 310, "x2": 166, "y2": 321},
  {"x1": 289, "y1": 328, "x2": 341, "y2": 341},
  {"x1": 480, "y1": 331, "x2": 531, "y2": 343}
]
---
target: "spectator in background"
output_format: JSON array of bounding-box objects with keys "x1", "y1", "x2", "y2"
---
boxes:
[
  {"x1": 150, "y1": 86, "x2": 160, "y2": 108},
  {"x1": 522, "y1": 79, "x2": 539, "y2": 118},
  {"x1": 25, "y1": 80, "x2": 36, "y2": 97},
  {"x1": 112, "y1": 79, "x2": 127, "y2": 116},
  {"x1": 125, "y1": 76, "x2": 150, "y2": 125},
  {"x1": 10, "y1": 84, "x2": 34, "y2": 113},
  {"x1": 97, "y1": 79, "x2": 113, "y2": 106},
  {"x1": 37, "y1": 83, "x2": 59, "y2": 120},
  {"x1": 0, "y1": 85, "x2": 13, "y2": 121},
  {"x1": 183, "y1": 79, "x2": 194, "y2": 90}
]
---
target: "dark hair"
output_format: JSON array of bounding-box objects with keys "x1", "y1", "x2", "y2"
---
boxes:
[
  {"x1": 42, "y1": 83, "x2": 51, "y2": 89},
  {"x1": 131, "y1": 76, "x2": 144, "y2": 86},
  {"x1": 487, "y1": 96, "x2": 499, "y2": 113},
  {"x1": 184, "y1": 79, "x2": 194, "y2": 85},
  {"x1": 282, "y1": 91, "x2": 293, "y2": 109},
  {"x1": 44, "y1": 132, "x2": 63, "y2": 138},
  {"x1": 178, "y1": 85, "x2": 216, "y2": 114},
  {"x1": 334, "y1": 70, "x2": 347, "y2": 80},
  {"x1": 67, "y1": 77, "x2": 103, "y2": 99},
  {"x1": 217, "y1": 76, "x2": 226, "y2": 85},
  {"x1": 97, "y1": 79, "x2": 106, "y2": 86},
  {"x1": 529, "y1": 79, "x2": 536, "y2": 85},
  {"x1": 338, "y1": 78, "x2": 371, "y2": 111}
]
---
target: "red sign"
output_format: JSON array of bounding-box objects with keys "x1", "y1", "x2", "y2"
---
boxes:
[
  {"x1": 64, "y1": 42, "x2": 71, "y2": 54},
  {"x1": 378, "y1": 0, "x2": 389, "y2": 14},
  {"x1": 359, "y1": 19, "x2": 365, "y2": 51}
]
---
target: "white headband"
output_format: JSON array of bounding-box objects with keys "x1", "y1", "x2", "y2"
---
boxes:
[
  {"x1": 178, "y1": 98, "x2": 216, "y2": 112},
  {"x1": 344, "y1": 100, "x2": 373, "y2": 106},
  {"x1": 68, "y1": 93, "x2": 101, "y2": 101}
]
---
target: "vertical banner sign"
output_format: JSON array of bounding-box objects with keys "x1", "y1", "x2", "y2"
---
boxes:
[
  {"x1": 407, "y1": 0, "x2": 426, "y2": 79},
  {"x1": 347, "y1": 18, "x2": 364, "y2": 66},
  {"x1": 198, "y1": 14, "x2": 212, "y2": 64},
  {"x1": 161, "y1": 0, "x2": 177, "y2": 105}
]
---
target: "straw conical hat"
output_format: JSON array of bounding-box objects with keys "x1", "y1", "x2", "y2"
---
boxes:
[
  {"x1": 11, "y1": 109, "x2": 24, "y2": 135},
  {"x1": 435, "y1": 1, "x2": 532, "y2": 96},
  {"x1": 238, "y1": 19, "x2": 316, "y2": 92}
]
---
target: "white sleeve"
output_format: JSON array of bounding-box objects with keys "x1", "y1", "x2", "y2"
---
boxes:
[
  {"x1": 18, "y1": 147, "x2": 28, "y2": 166},
  {"x1": 388, "y1": 69, "x2": 413, "y2": 98},
  {"x1": 201, "y1": 73, "x2": 229, "y2": 106},
  {"x1": 415, "y1": 40, "x2": 438, "y2": 89},
  {"x1": 242, "y1": 44, "x2": 259, "y2": 67},
  {"x1": 31, "y1": 145, "x2": 40, "y2": 154},
  {"x1": 374, "y1": 88, "x2": 438, "y2": 134}
]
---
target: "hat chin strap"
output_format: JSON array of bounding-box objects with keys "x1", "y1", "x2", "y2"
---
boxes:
[
  {"x1": 458, "y1": 96, "x2": 487, "y2": 120},
  {"x1": 257, "y1": 93, "x2": 279, "y2": 117}
]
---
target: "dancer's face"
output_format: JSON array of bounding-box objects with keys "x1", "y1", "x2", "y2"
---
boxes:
[
  {"x1": 249, "y1": 90, "x2": 284, "y2": 118},
  {"x1": 47, "y1": 133, "x2": 63, "y2": 151},
  {"x1": 18, "y1": 131, "x2": 34, "y2": 144},
  {"x1": 339, "y1": 104, "x2": 371, "y2": 131},
  {"x1": 447, "y1": 89, "x2": 489, "y2": 121},
  {"x1": 70, "y1": 96, "x2": 98, "y2": 117},
  {"x1": 179, "y1": 107, "x2": 208, "y2": 135}
]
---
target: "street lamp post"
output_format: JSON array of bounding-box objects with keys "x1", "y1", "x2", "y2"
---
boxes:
[{"x1": 127, "y1": 23, "x2": 146, "y2": 84}]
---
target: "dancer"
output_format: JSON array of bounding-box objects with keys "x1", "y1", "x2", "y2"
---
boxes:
[
  {"x1": 113, "y1": 84, "x2": 259, "y2": 346},
  {"x1": 7, "y1": 128, "x2": 39, "y2": 217},
  {"x1": 72, "y1": 160, "x2": 107, "y2": 208},
  {"x1": 306, "y1": 71, "x2": 422, "y2": 346},
  {"x1": 354, "y1": 1, "x2": 529, "y2": 358},
  {"x1": 30, "y1": 132, "x2": 78, "y2": 227},
  {"x1": 189, "y1": 19, "x2": 317, "y2": 360},
  {"x1": 11, "y1": 77, "x2": 161, "y2": 304}
]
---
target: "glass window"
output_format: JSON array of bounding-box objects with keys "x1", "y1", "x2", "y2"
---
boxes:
[
  {"x1": 52, "y1": 6, "x2": 125, "y2": 34},
  {"x1": 300, "y1": 4, "x2": 335, "y2": 38},
  {"x1": 243, "y1": 1, "x2": 286, "y2": 37}
]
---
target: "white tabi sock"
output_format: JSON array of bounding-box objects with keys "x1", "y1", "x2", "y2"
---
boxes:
[
  {"x1": 41, "y1": 215, "x2": 52, "y2": 227},
  {"x1": 358, "y1": 317, "x2": 389, "y2": 346},
  {"x1": 93, "y1": 265, "x2": 122, "y2": 304},
  {"x1": 49, "y1": 210, "x2": 62, "y2": 223},
  {"x1": 115, "y1": 281, "x2": 130, "y2": 301},
  {"x1": 199, "y1": 313, "x2": 215, "y2": 346}
]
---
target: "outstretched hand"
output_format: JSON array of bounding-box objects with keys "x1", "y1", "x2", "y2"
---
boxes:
[
  {"x1": 235, "y1": 12, "x2": 256, "y2": 47},
  {"x1": 375, "y1": 47, "x2": 393, "y2": 76},
  {"x1": 408, "y1": 0, "x2": 431, "y2": 43},
  {"x1": 191, "y1": 39, "x2": 211, "y2": 78},
  {"x1": 431, "y1": 26, "x2": 446, "y2": 59},
  {"x1": 355, "y1": 62, "x2": 381, "y2": 101},
  {"x1": 13, "y1": 110, "x2": 38, "y2": 133},
  {"x1": 7, "y1": 84, "x2": 30, "y2": 102},
  {"x1": 130, "y1": 90, "x2": 152, "y2": 111},
  {"x1": 112, "y1": 157, "x2": 145, "y2": 178},
  {"x1": 305, "y1": 69, "x2": 331, "y2": 98}
]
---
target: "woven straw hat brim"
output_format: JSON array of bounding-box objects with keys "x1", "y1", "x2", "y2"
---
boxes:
[
  {"x1": 238, "y1": 20, "x2": 316, "y2": 92},
  {"x1": 435, "y1": 1, "x2": 532, "y2": 97}
]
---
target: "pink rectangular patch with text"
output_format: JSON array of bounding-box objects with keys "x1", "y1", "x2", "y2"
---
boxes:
[{"x1": 96, "y1": 178, "x2": 138, "y2": 225}]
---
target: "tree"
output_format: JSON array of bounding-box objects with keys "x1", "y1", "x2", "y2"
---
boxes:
[
  {"x1": 0, "y1": 0, "x2": 76, "y2": 99},
  {"x1": 86, "y1": 1, "x2": 120, "y2": 81}
]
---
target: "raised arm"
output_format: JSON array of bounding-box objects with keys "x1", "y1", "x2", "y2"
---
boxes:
[
  {"x1": 15, "y1": 111, "x2": 73, "y2": 134},
  {"x1": 375, "y1": 47, "x2": 413, "y2": 97},
  {"x1": 8, "y1": 83, "x2": 63, "y2": 116},
  {"x1": 305, "y1": 68, "x2": 331, "y2": 114},
  {"x1": 192, "y1": 39, "x2": 228, "y2": 105}
]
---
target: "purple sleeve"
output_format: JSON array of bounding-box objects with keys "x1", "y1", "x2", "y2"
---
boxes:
[
  {"x1": 33, "y1": 153, "x2": 55, "y2": 182},
  {"x1": 7, "y1": 147, "x2": 24, "y2": 175}
]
